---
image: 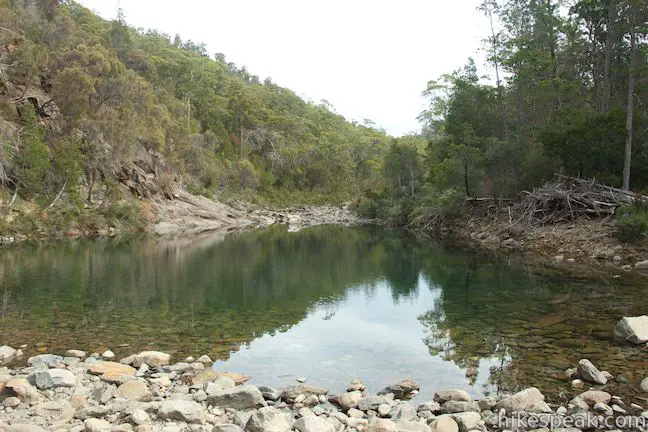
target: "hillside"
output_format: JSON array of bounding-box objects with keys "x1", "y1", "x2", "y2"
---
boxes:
[{"x1": 0, "y1": 0, "x2": 391, "y2": 237}]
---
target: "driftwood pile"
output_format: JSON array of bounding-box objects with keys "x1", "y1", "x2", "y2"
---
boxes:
[{"x1": 509, "y1": 174, "x2": 641, "y2": 226}]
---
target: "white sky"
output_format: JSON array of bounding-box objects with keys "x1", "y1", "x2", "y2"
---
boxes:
[{"x1": 76, "y1": 0, "x2": 490, "y2": 136}]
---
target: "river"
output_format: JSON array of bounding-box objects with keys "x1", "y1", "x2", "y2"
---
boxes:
[{"x1": 0, "y1": 225, "x2": 645, "y2": 402}]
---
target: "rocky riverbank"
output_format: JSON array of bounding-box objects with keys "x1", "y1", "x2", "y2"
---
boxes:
[
  {"x1": 433, "y1": 217, "x2": 648, "y2": 278},
  {"x1": 0, "y1": 344, "x2": 647, "y2": 432}
]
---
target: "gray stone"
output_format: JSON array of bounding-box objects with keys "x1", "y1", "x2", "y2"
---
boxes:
[
  {"x1": 329, "y1": 391, "x2": 363, "y2": 410},
  {"x1": 6, "y1": 425, "x2": 48, "y2": 432},
  {"x1": 0, "y1": 345, "x2": 16, "y2": 363},
  {"x1": 303, "y1": 394, "x2": 319, "y2": 407},
  {"x1": 213, "y1": 425, "x2": 245, "y2": 432},
  {"x1": 116, "y1": 379, "x2": 151, "y2": 401},
  {"x1": 417, "y1": 402, "x2": 441, "y2": 413},
  {"x1": 280, "y1": 384, "x2": 328, "y2": 403},
  {"x1": 204, "y1": 378, "x2": 236, "y2": 395},
  {"x1": 394, "y1": 420, "x2": 431, "y2": 432},
  {"x1": 75, "y1": 405, "x2": 110, "y2": 420},
  {"x1": 3, "y1": 396, "x2": 21, "y2": 407},
  {"x1": 66, "y1": 350, "x2": 87, "y2": 358},
  {"x1": 378, "y1": 380, "x2": 420, "y2": 400},
  {"x1": 246, "y1": 406, "x2": 294, "y2": 432},
  {"x1": 642, "y1": 377, "x2": 648, "y2": 392},
  {"x1": 235, "y1": 410, "x2": 256, "y2": 427},
  {"x1": 33, "y1": 400, "x2": 75, "y2": 420},
  {"x1": 577, "y1": 359, "x2": 607, "y2": 385},
  {"x1": 358, "y1": 395, "x2": 390, "y2": 412},
  {"x1": 441, "y1": 401, "x2": 479, "y2": 414},
  {"x1": 496, "y1": 387, "x2": 551, "y2": 414},
  {"x1": 133, "y1": 351, "x2": 171, "y2": 367},
  {"x1": 158, "y1": 399, "x2": 205, "y2": 424},
  {"x1": 367, "y1": 419, "x2": 397, "y2": 432},
  {"x1": 101, "y1": 350, "x2": 115, "y2": 359},
  {"x1": 131, "y1": 408, "x2": 151, "y2": 425},
  {"x1": 348, "y1": 408, "x2": 365, "y2": 418},
  {"x1": 614, "y1": 316, "x2": 648, "y2": 344},
  {"x1": 572, "y1": 390, "x2": 612, "y2": 406},
  {"x1": 429, "y1": 417, "x2": 458, "y2": 432},
  {"x1": 120, "y1": 354, "x2": 137, "y2": 365},
  {"x1": 197, "y1": 355, "x2": 213, "y2": 364},
  {"x1": 593, "y1": 403, "x2": 613, "y2": 416},
  {"x1": 84, "y1": 418, "x2": 112, "y2": 432},
  {"x1": 391, "y1": 404, "x2": 418, "y2": 422},
  {"x1": 30, "y1": 368, "x2": 77, "y2": 389},
  {"x1": 208, "y1": 385, "x2": 267, "y2": 409},
  {"x1": 433, "y1": 390, "x2": 471, "y2": 404},
  {"x1": 294, "y1": 415, "x2": 335, "y2": 432},
  {"x1": 27, "y1": 354, "x2": 63, "y2": 368},
  {"x1": 91, "y1": 382, "x2": 116, "y2": 403},
  {"x1": 347, "y1": 418, "x2": 369, "y2": 429},
  {"x1": 259, "y1": 386, "x2": 281, "y2": 401},
  {"x1": 379, "y1": 404, "x2": 393, "y2": 417},
  {"x1": 477, "y1": 398, "x2": 496, "y2": 411},
  {"x1": 418, "y1": 410, "x2": 434, "y2": 420},
  {"x1": 298, "y1": 377, "x2": 307, "y2": 383},
  {"x1": 449, "y1": 412, "x2": 482, "y2": 432}
]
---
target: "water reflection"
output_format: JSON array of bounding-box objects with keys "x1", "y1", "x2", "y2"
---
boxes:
[{"x1": 0, "y1": 226, "x2": 645, "y2": 402}]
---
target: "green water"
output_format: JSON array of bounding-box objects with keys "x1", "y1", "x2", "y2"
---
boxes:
[{"x1": 0, "y1": 225, "x2": 646, "y2": 403}]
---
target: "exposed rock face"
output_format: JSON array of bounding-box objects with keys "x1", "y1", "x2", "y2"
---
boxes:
[
  {"x1": 496, "y1": 387, "x2": 551, "y2": 413},
  {"x1": 577, "y1": 359, "x2": 608, "y2": 385},
  {"x1": 614, "y1": 316, "x2": 648, "y2": 344}
]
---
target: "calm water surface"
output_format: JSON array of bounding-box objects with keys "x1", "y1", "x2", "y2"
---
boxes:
[{"x1": 0, "y1": 225, "x2": 646, "y2": 403}]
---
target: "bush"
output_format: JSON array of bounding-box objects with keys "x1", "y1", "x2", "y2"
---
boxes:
[{"x1": 615, "y1": 201, "x2": 648, "y2": 243}]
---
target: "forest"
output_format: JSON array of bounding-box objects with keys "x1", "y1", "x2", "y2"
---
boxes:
[
  {"x1": 361, "y1": 0, "x2": 648, "y2": 228},
  {"x1": 0, "y1": 0, "x2": 647, "y2": 235}
]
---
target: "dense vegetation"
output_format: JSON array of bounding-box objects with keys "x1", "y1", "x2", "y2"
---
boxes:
[
  {"x1": 0, "y1": 0, "x2": 391, "y2": 234},
  {"x1": 0, "y1": 0, "x2": 646, "y2": 237},
  {"x1": 360, "y1": 0, "x2": 648, "y2": 229}
]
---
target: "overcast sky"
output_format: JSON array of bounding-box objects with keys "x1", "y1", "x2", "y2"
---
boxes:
[{"x1": 77, "y1": 0, "x2": 490, "y2": 136}]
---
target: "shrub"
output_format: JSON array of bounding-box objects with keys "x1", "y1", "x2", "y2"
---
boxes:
[{"x1": 615, "y1": 201, "x2": 648, "y2": 243}]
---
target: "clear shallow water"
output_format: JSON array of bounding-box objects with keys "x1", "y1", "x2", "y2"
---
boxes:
[{"x1": 0, "y1": 225, "x2": 646, "y2": 403}]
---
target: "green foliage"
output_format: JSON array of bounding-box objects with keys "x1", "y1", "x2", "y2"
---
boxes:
[
  {"x1": 15, "y1": 104, "x2": 50, "y2": 198},
  {"x1": 615, "y1": 201, "x2": 648, "y2": 243}
]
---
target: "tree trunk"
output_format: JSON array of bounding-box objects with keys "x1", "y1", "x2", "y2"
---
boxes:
[
  {"x1": 601, "y1": 0, "x2": 616, "y2": 113},
  {"x1": 464, "y1": 159, "x2": 471, "y2": 197},
  {"x1": 622, "y1": 28, "x2": 636, "y2": 191}
]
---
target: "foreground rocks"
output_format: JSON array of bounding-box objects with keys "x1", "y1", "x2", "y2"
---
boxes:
[{"x1": 0, "y1": 347, "x2": 646, "y2": 432}]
